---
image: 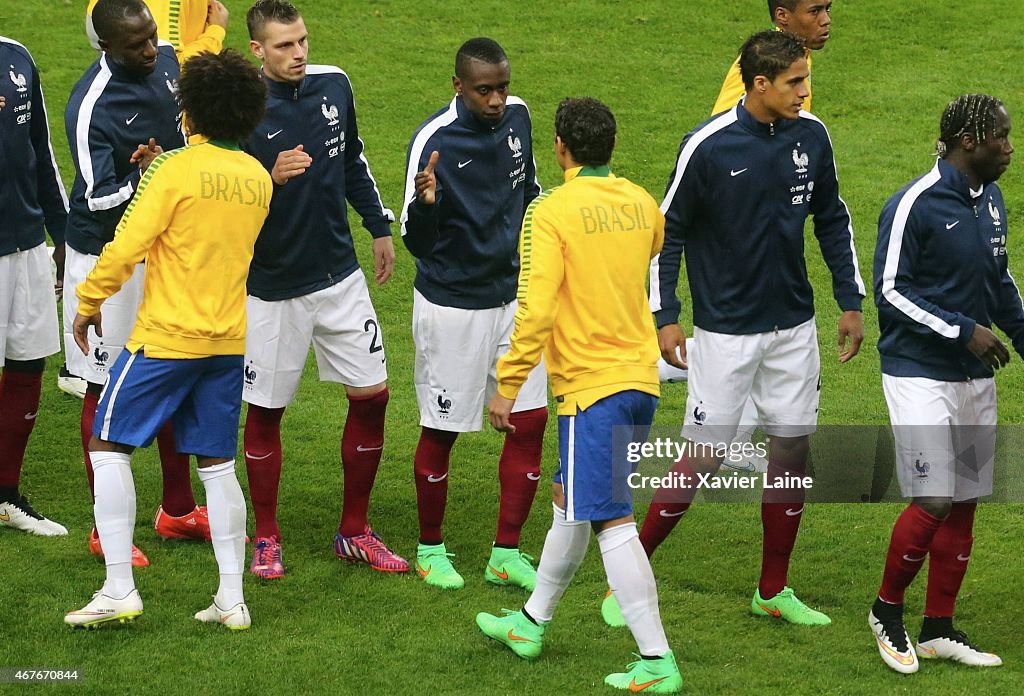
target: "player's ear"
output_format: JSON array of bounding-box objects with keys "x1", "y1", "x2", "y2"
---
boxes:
[
  {"x1": 753, "y1": 75, "x2": 769, "y2": 93},
  {"x1": 961, "y1": 132, "x2": 977, "y2": 153},
  {"x1": 249, "y1": 40, "x2": 263, "y2": 60},
  {"x1": 452, "y1": 75, "x2": 462, "y2": 95}
]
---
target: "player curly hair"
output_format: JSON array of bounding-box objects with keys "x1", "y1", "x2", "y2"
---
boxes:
[
  {"x1": 178, "y1": 50, "x2": 267, "y2": 142},
  {"x1": 937, "y1": 93, "x2": 1005, "y2": 157},
  {"x1": 92, "y1": 0, "x2": 149, "y2": 43},
  {"x1": 246, "y1": 0, "x2": 301, "y2": 41},
  {"x1": 455, "y1": 37, "x2": 508, "y2": 79},
  {"x1": 554, "y1": 97, "x2": 616, "y2": 168},
  {"x1": 739, "y1": 30, "x2": 806, "y2": 90}
]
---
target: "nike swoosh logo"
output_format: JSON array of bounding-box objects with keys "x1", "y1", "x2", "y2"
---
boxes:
[
  {"x1": 426, "y1": 473, "x2": 448, "y2": 483},
  {"x1": 356, "y1": 445, "x2": 383, "y2": 452},
  {"x1": 730, "y1": 168, "x2": 748, "y2": 177},
  {"x1": 946, "y1": 220, "x2": 960, "y2": 230},
  {"x1": 506, "y1": 628, "x2": 535, "y2": 643},
  {"x1": 629, "y1": 676, "x2": 667, "y2": 692},
  {"x1": 245, "y1": 451, "x2": 273, "y2": 461},
  {"x1": 126, "y1": 113, "x2": 139, "y2": 125},
  {"x1": 785, "y1": 507, "x2": 804, "y2": 516},
  {"x1": 902, "y1": 554, "x2": 926, "y2": 563},
  {"x1": 417, "y1": 563, "x2": 430, "y2": 578},
  {"x1": 659, "y1": 509, "x2": 686, "y2": 518},
  {"x1": 957, "y1": 554, "x2": 971, "y2": 562},
  {"x1": 526, "y1": 473, "x2": 541, "y2": 481},
  {"x1": 24, "y1": 412, "x2": 38, "y2": 420},
  {"x1": 875, "y1": 634, "x2": 916, "y2": 664},
  {"x1": 267, "y1": 129, "x2": 283, "y2": 139},
  {"x1": 488, "y1": 565, "x2": 509, "y2": 580},
  {"x1": 756, "y1": 602, "x2": 781, "y2": 618},
  {"x1": 0, "y1": 511, "x2": 10, "y2": 522},
  {"x1": 458, "y1": 159, "x2": 472, "y2": 168}
]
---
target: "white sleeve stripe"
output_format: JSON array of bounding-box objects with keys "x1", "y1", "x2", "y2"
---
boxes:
[
  {"x1": 880, "y1": 162, "x2": 959, "y2": 338},
  {"x1": 659, "y1": 108, "x2": 736, "y2": 215},
  {"x1": 399, "y1": 98, "x2": 458, "y2": 234},
  {"x1": 76, "y1": 58, "x2": 115, "y2": 208},
  {"x1": 88, "y1": 182, "x2": 135, "y2": 212}
]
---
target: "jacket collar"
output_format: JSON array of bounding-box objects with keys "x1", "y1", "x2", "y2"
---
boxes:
[
  {"x1": 735, "y1": 99, "x2": 798, "y2": 137},
  {"x1": 936, "y1": 157, "x2": 988, "y2": 203},
  {"x1": 263, "y1": 71, "x2": 305, "y2": 100},
  {"x1": 564, "y1": 165, "x2": 611, "y2": 182},
  {"x1": 454, "y1": 96, "x2": 508, "y2": 132}
]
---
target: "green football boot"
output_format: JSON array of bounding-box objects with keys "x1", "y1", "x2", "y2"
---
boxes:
[
  {"x1": 604, "y1": 651, "x2": 683, "y2": 693},
  {"x1": 416, "y1": 542, "x2": 465, "y2": 589},
  {"x1": 475, "y1": 608, "x2": 545, "y2": 660},
  {"x1": 751, "y1": 586, "x2": 831, "y2": 625},
  {"x1": 484, "y1": 546, "x2": 537, "y2": 591}
]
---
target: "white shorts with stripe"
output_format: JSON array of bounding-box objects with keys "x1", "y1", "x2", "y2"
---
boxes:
[
  {"x1": 683, "y1": 318, "x2": 820, "y2": 445},
  {"x1": 0, "y1": 243, "x2": 60, "y2": 365},
  {"x1": 243, "y1": 271, "x2": 387, "y2": 409},
  {"x1": 63, "y1": 246, "x2": 144, "y2": 384},
  {"x1": 413, "y1": 290, "x2": 547, "y2": 432},
  {"x1": 882, "y1": 374, "x2": 995, "y2": 501}
]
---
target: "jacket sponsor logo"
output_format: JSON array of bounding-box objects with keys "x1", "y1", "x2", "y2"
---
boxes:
[
  {"x1": 322, "y1": 102, "x2": 339, "y2": 126},
  {"x1": 325, "y1": 132, "x2": 345, "y2": 158},
  {"x1": 8, "y1": 69, "x2": 27, "y2": 93},
  {"x1": 730, "y1": 168, "x2": 748, "y2": 177}
]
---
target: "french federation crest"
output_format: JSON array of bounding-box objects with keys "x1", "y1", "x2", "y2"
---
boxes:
[
  {"x1": 8, "y1": 67, "x2": 27, "y2": 93},
  {"x1": 508, "y1": 133, "x2": 522, "y2": 158},
  {"x1": 989, "y1": 199, "x2": 1001, "y2": 226},
  {"x1": 322, "y1": 102, "x2": 339, "y2": 126},
  {"x1": 792, "y1": 147, "x2": 809, "y2": 174}
]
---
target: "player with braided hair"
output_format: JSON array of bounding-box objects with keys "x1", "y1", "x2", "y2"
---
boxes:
[{"x1": 870, "y1": 93, "x2": 1016, "y2": 673}]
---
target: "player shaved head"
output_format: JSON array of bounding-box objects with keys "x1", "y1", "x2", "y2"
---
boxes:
[
  {"x1": 767, "y1": 0, "x2": 800, "y2": 21},
  {"x1": 246, "y1": 0, "x2": 301, "y2": 42},
  {"x1": 739, "y1": 30, "x2": 806, "y2": 90},
  {"x1": 92, "y1": 0, "x2": 159, "y2": 77},
  {"x1": 92, "y1": 0, "x2": 150, "y2": 41},
  {"x1": 455, "y1": 37, "x2": 508, "y2": 80},
  {"x1": 179, "y1": 50, "x2": 267, "y2": 142},
  {"x1": 555, "y1": 98, "x2": 616, "y2": 168}
]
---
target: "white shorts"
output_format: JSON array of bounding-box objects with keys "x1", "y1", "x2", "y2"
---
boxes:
[
  {"x1": 413, "y1": 290, "x2": 548, "y2": 432},
  {"x1": 243, "y1": 272, "x2": 387, "y2": 408},
  {"x1": 683, "y1": 318, "x2": 819, "y2": 444},
  {"x1": 882, "y1": 374, "x2": 995, "y2": 501},
  {"x1": 0, "y1": 243, "x2": 60, "y2": 365},
  {"x1": 63, "y1": 247, "x2": 144, "y2": 384}
]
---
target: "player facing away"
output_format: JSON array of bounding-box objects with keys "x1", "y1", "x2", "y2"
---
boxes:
[
  {"x1": 65, "y1": 49, "x2": 270, "y2": 630},
  {"x1": 240, "y1": 0, "x2": 404, "y2": 579},
  {"x1": 401, "y1": 38, "x2": 546, "y2": 590},
  {"x1": 475, "y1": 98, "x2": 682, "y2": 694},
  {"x1": 868, "y1": 94, "x2": 1017, "y2": 674},
  {"x1": 65, "y1": 0, "x2": 212, "y2": 567},
  {"x1": 643, "y1": 30, "x2": 865, "y2": 625},
  {"x1": 712, "y1": 0, "x2": 833, "y2": 116},
  {"x1": 0, "y1": 37, "x2": 70, "y2": 536}
]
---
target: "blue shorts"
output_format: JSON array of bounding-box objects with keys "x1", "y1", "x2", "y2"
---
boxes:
[
  {"x1": 554, "y1": 390, "x2": 657, "y2": 522},
  {"x1": 94, "y1": 349, "x2": 244, "y2": 459}
]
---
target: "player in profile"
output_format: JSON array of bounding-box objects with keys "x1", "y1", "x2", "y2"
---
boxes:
[
  {"x1": 241, "y1": 0, "x2": 404, "y2": 579},
  {"x1": 65, "y1": 48, "x2": 270, "y2": 630},
  {"x1": 65, "y1": 0, "x2": 212, "y2": 567},
  {"x1": 0, "y1": 36, "x2": 70, "y2": 536},
  {"x1": 868, "y1": 94, "x2": 1017, "y2": 674},
  {"x1": 712, "y1": 0, "x2": 833, "y2": 115},
  {"x1": 86, "y1": 0, "x2": 229, "y2": 61},
  {"x1": 643, "y1": 30, "x2": 864, "y2": 626},
  {"x1": 475, "y1": 97, "x2": 681, "y2": 694},
  {"x1": 401, "y1": 37, "x2": 546, "y2": 591}
]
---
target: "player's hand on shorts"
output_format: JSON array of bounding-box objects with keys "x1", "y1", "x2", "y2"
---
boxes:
[
  {"x1": 131, "y1": 138, "x2": 163, "y2": 173},
  {"x1": 271, "y1": 145, "x2": 312, "y2": 185},
  {"x1": 658, "y1": 323, "x2": 688, "y2": 370},
  {"x1": 52, "y1": 243, "x2": 66, "y2": 298},
  {"x1": 372, "y1": 236, "x2": 395, "y2": 285},
  {"x1": 207, "y1": 0, "x2": 229, "y2": 29},
  {"x1": 488, "y1": 393, "x2": 517, "y2": 433},
  {"x1": 415, "y1": 150, "x2": 439, "y2": 205},
  {"x1": 72, "y1": 312, "x2": 103, "y2": 355},
  {"x1": 967, "y1": 324, "x2": 1010, "y2": 369},
  {"x1": 837, "y1": 310, "x2": 864, "y2": 363}
]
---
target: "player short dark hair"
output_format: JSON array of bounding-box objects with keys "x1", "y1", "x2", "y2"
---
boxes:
[
  {"x1": 937, "y1": 93, "x2": 1005, "y2": 157},
  {"x1": 178, "y1": 50, "x2": 267, "y2": 142},
  {"x1": 455, "y1": 38, "x2": 508, "y2": 79},
  {"x1": 739, "y1": 30, "x2": 806, "y2": 90},
  {"x1": 92, "y1": 0, "x2": 149, "y2": 43},
  {"x1": 247, "y1": 0, "x2": 301, "y2": 41},
  {"x1": 767, "y1": 0, "x2": 801, "y2": 22},
  {"x1": 555, "y1": 98, "x2": 616, "y2": 168}
]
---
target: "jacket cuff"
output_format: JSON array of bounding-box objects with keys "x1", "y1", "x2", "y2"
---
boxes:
[
  {"x1": 836, "y1": 294, "x2": 863, "y2": 313},
  {"x1": 366, "y1": 221, "x2": 392, "y2": 239},
  {"x1": 654, "y1": 308, "x2": 680, "y2": 329},
  {"x1": 955, "y1": 315, "x2": 977, "y2": 347},
  {"x1": 497, "y1": 383, "x2": 522, "y2": 401}
]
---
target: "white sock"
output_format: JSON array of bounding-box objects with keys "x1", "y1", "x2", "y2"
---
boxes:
[
  {"x1": 198, "y1": 460, "x2": 246, "y2": 608},
  {"x1": 91, "y1": 451, "x2": 136, "y2": 598},
  {"x1": 523, "y1": 504, "x2": 590, "y2": 623},
  {"x1": 598, "y1": 523, "x2": 670, "y2": 656}
]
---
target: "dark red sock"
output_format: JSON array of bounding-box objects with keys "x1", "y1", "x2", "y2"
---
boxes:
[
  {"x1": 759, "y1": 457, "x2": 808, "y2": 598},
  {"x1": 244, "y1": 405, "x2": 285, "y2": 540},
  {"x1": 638, "y1": 456, "x2": 696, "y2": 559},
  {"x1": 495, "y1": 407, "x2": 546, "y2": 547},
  {"x1": 879, "y1": 503, "x2": 944, "y2": 604},
  {"x1": 338, "y1": 388, "x2": 389, "y2": 537},
  {"x1": 414, "y1": 427, "x2": 457, "y2": 545},
  {"x1": 82, "y1": 390, "x2": 99, "y2": 497},
  {"x1": 156, "y1": 421, "x2": 195, "y2": 516},
  {"x1": 0, "y1": 369, "x2": 43, "y2": 487},
  {"x1": 925, "y1": 502, "x2": 976, "y2": 617}
]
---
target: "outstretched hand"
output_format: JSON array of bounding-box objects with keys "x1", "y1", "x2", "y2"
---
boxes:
[
  {"x1": 415, "y1": 150, "x2": 439, "y2": 205},
  {"x1": 271, "y1": 144, "x2": 312, "y2": 185}
]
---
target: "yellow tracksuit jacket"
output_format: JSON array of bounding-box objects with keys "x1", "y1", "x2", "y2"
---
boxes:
[
  {"x1": 497, "y1": 165, "x2": 665, "y2": 416},
  {"x1": 77, "y1": 139, "x2": 271, "y2": 357},
  {"x1": 87, "y1": 0, "x2": 224, "y2": 61}
]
